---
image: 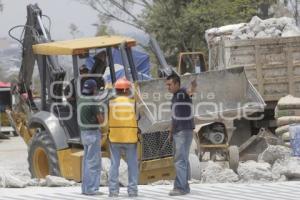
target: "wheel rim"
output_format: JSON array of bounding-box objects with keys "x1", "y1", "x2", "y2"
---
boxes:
[{"x1": 33, "y1": 147, "x2": 49, "y2": 178}]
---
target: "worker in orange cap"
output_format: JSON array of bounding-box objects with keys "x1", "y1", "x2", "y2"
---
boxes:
[{"x1": 108, "y1": 78, "x2": 139, "y2": 198}]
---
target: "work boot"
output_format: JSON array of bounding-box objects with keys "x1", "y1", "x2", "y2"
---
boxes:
[
  {"x1": 128, "y1": 193, "x2": 138, "y2": 197},
  {"x1": 169, "y1": 188, "x2": 187, "y2": 196},
  {"x1": 93, "y1": 191, "x2": 104, "y2": 195},
  {"x1": 83, "y1": 191, "x2": 104, "y2": 196},
  {"x1": 108, "y1": 193, "x2": 119, "y2": 197}
]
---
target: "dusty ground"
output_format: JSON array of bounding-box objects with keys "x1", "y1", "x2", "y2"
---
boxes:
[{"x1": 0, "y1": 136, "x2": 29, "y2": 172}]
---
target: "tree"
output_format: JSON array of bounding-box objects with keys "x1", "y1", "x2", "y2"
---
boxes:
[
  {"x1": 75, "y1": 0, "x2": 191, "y2": 64},
  {"x1": 0, "y1": 0, "x2": 3, "y2": 12},
  {"x1": 76, "y1": 0, "x2": 149, "y2": 30},
  {"x1": 144, "y1": 0, "x2": 280, "y2": 65},
  {"x1": 78, "y1": 0, "x2": 278, "y2": 66},
  {"x1": 69, "y1": 23, "x2": 81, "y2": 38},
  {"x1": 93, "y1": 18, "x2": 115, "y2": 36}
]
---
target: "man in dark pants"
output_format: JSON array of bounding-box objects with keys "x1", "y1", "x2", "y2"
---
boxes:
[{"x1": 165, "y1": 73, "x2": 197, "y2": 196}]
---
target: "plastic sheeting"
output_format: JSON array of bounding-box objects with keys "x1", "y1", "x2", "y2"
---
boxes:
[
  {"x1": 289, "y1": 124, "x2": 300, "y2": 156},
  {"x1": 85, "y1": 48, "x2": 151, "y2": 83}
]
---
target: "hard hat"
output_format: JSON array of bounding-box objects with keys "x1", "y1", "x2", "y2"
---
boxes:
[{"x1": 114, "y1": 78, "x2": 131, "y2": 89}]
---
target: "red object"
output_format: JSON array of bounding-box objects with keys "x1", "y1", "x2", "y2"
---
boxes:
[
  {"x1": 21, "y1": 93, "x2": 29, "y2": 101},
  {"x1": 0, "y1": 82, "x2": 11, "y2": 88},
  {"x1": 114, "y1": 78, "x2": 131, "y2": 89}
]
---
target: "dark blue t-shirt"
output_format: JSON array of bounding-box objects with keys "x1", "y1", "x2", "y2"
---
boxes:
[{"x1": 171, "y1": 88, "x2": 195, "y2": 133}]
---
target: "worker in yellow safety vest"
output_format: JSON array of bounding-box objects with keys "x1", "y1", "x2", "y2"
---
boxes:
[{"x1": 108, "y1": 78, "x2": 139, "y2": 198}]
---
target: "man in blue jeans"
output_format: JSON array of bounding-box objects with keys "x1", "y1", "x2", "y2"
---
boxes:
[
  {"x1": 78, "y1": 79, "x2": 105, "y2": 195},
  {"x1": 108, "y1": 78, "x2": 139, "y2": 197},
  {"x1": 165, "y1": 73, "x2": 197, "y2": 196}
]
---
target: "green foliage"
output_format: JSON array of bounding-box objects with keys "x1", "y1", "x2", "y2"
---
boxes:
[
  {"x1": 142, "y1": 0, "x2": 275, "y2": 66},
  {"x1": 78, "y1": 0, "x2": 277, "y2": 66},
  {"x1": 0, "y1": 0, "x2": 3, "y2": 12},
  {"x1": 69, "y1": 23, "x2": 81, "y2": 38},
  {"x1": 75, "y1": 0, "x2": 145, "y2": 30}
]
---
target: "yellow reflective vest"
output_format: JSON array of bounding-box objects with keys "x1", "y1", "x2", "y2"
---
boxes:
[{"x1": 108, "y1": 96, "x2": 138, "y2": 143}]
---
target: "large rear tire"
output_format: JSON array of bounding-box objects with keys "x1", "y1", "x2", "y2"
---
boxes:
[{"x1": 28, "y1": 130, "x2": 61, "y2": 178}]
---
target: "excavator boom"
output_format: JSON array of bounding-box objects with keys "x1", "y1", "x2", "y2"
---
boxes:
[{"x1": 15, "y1": 4, "x2": 65, "y2": 110}]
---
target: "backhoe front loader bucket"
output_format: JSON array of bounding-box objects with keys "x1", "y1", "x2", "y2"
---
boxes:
[{"x1": 137, "y1": 67, "x2": 265, "y2": 133}]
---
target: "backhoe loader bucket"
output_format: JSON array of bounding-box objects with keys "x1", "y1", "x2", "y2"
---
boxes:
[{"x1": 137, "y1": 67, "x2": 265, "y2": 133}]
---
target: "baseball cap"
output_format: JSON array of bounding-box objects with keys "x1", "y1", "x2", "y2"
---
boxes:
[{"x1": 82, "y1": 79, "x2": 97, "y2": 94}]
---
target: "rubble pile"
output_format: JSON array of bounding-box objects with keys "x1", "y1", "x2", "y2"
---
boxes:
[
  {"x1": 272, "y1": 157, "x2": 300, "y2": 180},
  {"x1": 198, "y1": 145, "x2": 300, "y2": 183},
  {"x1": 101, "y1": 157, "x2": 128, "y2": 187},
  {"x1": 0, "y1": 172, "x2": 77, "y2": 188},
  {"x1": 201, "y1": 161, "x2": 239, "y2": 183},
  {"x1": 258, "y1": 145, "x2": 291, "y2": 165},
  {"x1": 0, "y1": 172, "x2": 27, "y2": 188},
  {"x1": 237, "y1": 160, "x2": 273, "y2": 182},
  {"x1": 1, "y1": 138, "x2": 300, "y2": 188},
  {"x1": 275, "y1": 95, "x2": 300, "y2": 147},
  {"x1": 205, "y1": 16, "x2": 300, "y2": 44},
  {"x1": 45, "y1": 175, "x2": 77, "y2": 187}
]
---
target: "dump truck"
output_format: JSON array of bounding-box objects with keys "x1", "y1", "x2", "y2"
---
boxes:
[
  {"x1": 7, "y1": 4, "x2": 265, "y2": 183},
  {"x1": 208, "y1": 36, "x2": 300, "y2": 132},
  {"x1": 178, "y1": 35, "x2": 300, "y2": 160}
]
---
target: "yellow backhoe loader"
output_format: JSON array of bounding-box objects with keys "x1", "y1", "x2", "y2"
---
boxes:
[{"x1": 7, "y1": 4, "x2": 265, "y2": 183}]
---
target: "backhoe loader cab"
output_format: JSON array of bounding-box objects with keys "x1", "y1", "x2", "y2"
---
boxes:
[
  {"x1": 177, "y1": 52, "x2": 207, "y2": 75},
  {"x1": 30, "y1": 36, "x2": 138, "y2": 144}
]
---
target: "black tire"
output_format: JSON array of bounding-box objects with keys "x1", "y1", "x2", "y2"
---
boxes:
[
  {"x1": 28, "y1": 130, "x2": 61, "y2": 178},
  {"x1": 228, "y1": 145, "x2": 239, "y2": 172}
]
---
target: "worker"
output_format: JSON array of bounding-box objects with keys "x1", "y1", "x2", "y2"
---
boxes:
[
  {"x1": 165, "y1": 73, "x2": 197, "y2": 196},
  {"x1": 78, "y1": 79, "x2": 105, "y2": 196},
  {"x1": 89, "y1": 50, "x2": 107, "y2": 89},
  {"x1": 108, "y1": 78, "x2": 139, "y2": 197},
  {"x1": 64, "y1": 64, "x2": 89, "y2": 108}
]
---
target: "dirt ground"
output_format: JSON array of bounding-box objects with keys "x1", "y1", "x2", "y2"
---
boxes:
[{"x1": 0, "y1": 136, "x2": 29, "y2": 174}]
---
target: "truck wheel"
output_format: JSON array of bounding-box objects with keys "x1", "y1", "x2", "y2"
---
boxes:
[
  {"x1": 28, "y1": 130, "x2": 60, "y2": 178},
  {"x1": 228, "y1": 145, "x2": 239, "y2": 172}
]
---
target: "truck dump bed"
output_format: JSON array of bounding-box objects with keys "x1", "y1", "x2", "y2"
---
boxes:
[
  {"x1": 137, "y1": 67, "x2": 265, "y2": 133},
  {"x1": 209, "y1": 36, "x2": 300, "y2": 101}
]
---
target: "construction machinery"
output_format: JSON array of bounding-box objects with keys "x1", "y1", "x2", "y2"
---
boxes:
[
  {"x1": 209, "y1": 36, "x2": 300, "y2": 133},
  {"x1": 7, "y1": 4, "x2": 265, "y2": 183},
  {"x1": 177, "y1": 51, "x2": 207, "y2": 74},
  {"x1": 146, "y1": 37, "x2": 267, "y2": 170},
  {"x1": 0, "y1": 82, "x2": 15, "y2": 139},
  {"x1": 179, "y1": 35, "x2": 300, "y2": 162}
]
